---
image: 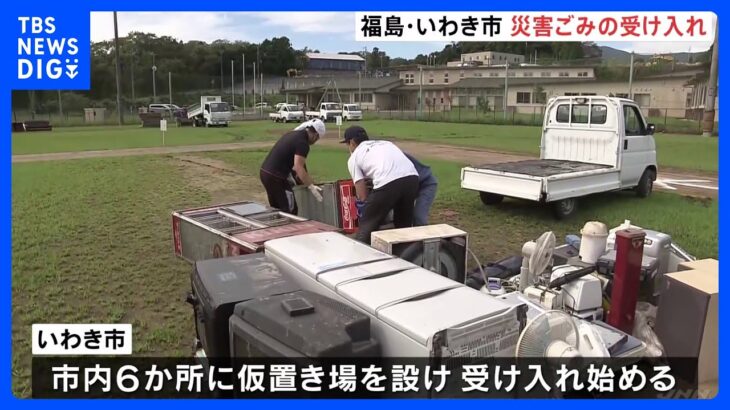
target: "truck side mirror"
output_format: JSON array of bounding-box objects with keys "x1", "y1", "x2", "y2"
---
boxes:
[{"x1": 647, "y1": 123, "x2": 656, "y2": 135}]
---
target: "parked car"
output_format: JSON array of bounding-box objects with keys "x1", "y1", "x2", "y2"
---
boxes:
[
  {"x1": 269, "y1": 104, "x2": 305, "y2": 123},
  {"x1": 342, "y1": 104, "x2": 363, "y2": 121}
]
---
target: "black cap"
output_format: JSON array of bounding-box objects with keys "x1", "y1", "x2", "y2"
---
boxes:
[{"x1": 340, "y1": 126, "x2": 369, "y2": 144}]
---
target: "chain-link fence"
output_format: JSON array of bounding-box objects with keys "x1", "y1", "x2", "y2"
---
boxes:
[
  {"x1": 12, "y1": 90, "x2": 708, "y2": 135},
  {"x1": 359, "y1": 105, "x2": 707, "y2": 134}
]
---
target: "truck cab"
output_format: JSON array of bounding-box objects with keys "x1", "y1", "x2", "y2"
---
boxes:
[
  {"x1": 460, "y1": 96, "x2": 657, "y2": 219},
  {"x1": 307, "y1": 102, "x2": 342, "y2": 122},
  {"x1": 342, "y1": 104, "x2": 362, "y2": 121},
  {"x1": 269, "y1": 104, "x2": 304, "y2": 123},
  {"x1": 187, "y1": 96, "x2": 232, "y2": 127}
]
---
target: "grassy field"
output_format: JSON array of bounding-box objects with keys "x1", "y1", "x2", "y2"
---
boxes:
[
  {"x1": 11, "y1": 122, "x2": 278, "y2": 155},
  {"x1": 12, "y1": 148, "x2": 717, "y2": 396},
  {"x1": 12, "y1": 120, "x2": 717, "y2": 173},
  {"x1": 204, "y1": 147, "x2": 718, "y2": 259},
  {"x1": 12, "y1": 156, "x2": 208, "y2": 397}
]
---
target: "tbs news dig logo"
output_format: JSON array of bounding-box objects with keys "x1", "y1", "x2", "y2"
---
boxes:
[{"x1": 17, "y1": 17, "x2": 79, "y2": 80}]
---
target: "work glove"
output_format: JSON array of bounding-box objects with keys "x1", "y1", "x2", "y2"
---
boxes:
[
  {"x1": 355, "y1": 199, "x2": 366, "y2": 218},
  {"x1": 307, "y1": 184, "x2": 323, "y2": 202}
]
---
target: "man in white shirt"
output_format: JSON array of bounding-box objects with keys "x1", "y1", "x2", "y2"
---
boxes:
[{"x1": 341, "y1": 126, "x2": 420, "y2": 243}]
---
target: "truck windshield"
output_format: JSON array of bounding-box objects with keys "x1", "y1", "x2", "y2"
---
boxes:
[
  {"x1": 345, "y1": 105, "x2": 360, "y2": 110},
  {"x1": 323, "y1": 104, "x2": 341, "y2": 110},
  {"x1": 210, "y1": 103, "x2": 230, "y2": 112},
  {"x1": 286, "y1": 105, "x2": 299, "y2": 111}
]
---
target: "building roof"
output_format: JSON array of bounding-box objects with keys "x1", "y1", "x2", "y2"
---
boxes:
[{"x1": 306, "y1": 53, "x2": 365, "y2": 62}]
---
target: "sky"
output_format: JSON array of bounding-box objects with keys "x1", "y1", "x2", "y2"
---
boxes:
[{"x1": 90, "y1": 12, "x2": 713, "y2": 58}]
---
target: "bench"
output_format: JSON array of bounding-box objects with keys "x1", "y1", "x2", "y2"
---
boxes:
[{"x1": 13, "y1": 120, "x2": 53, "y2": 132}]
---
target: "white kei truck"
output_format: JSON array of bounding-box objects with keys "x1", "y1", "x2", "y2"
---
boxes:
[
  {"x1": 461, "y1": 96, "x2": 658, "y2": 219},
  {"x1": 305, "y1": 102, "x2": 342, "y2": 122},
  {"x1": 268, "y1": 104, "x2": 305, "y2": 123},
  {"x1": 187, "y1": 96, "x2": 232, "y2": 127}
]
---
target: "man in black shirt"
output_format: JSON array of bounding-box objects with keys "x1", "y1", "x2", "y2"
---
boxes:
[{"x1": 260, "y1": 119, "x2": 325, "y2": 213}]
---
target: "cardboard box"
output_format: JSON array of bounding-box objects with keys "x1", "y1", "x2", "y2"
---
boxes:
[
  {"x1": 655, "y1": 268, "x2": 718, "y2": 385},
  {"x1": 677, "y1": 258, "x2": 718, "y2": 275}
]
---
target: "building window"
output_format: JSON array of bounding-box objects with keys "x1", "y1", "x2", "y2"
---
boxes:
[
  {"x1": 580, "y1": 93, "x2": 597, "y2": 96},
  {"x1": 508, "y1": 72, "x2": 516, "y2": 77},
  {"x1": 354, "y1": 93, "x2": 373, "y2": 103},
  {"x1": 441, "y1": 98, "x2": 444, "y2": 103},
  {"x1": 475, "y1": 73, "x2": 483, "y2": 77},
  {"x1": 564, "y1": 92, "x2": 579, "y2": 96},
  {"x1": 489, "y1": 72, "x2": 499, "y2": 77},
  {"x1": 404, "y1": 73, "x2": 415, "y2": 84},
  {"x1": 444, "y1": 78, "x2": 449, "y2": 83},
  {"x1": 541, "y1": 72, "x2": 552, "y2": 77},
  {"x1": 616, "y1": 93, "x2": 629, "y2": 98},
  {"x1": 577, "y1": 72, "x2": 589, "y2": 77},
  {"x1": 559, "y1": 72, "x2": 570, "y2": 77},
  {"x1": 533, "y1": 92, "x2": 547, "y2": 104},
  {"x1": 517, "y1": 92, "x2": 531, "y2": 104},
  {"x1": 523, "y1": 72, "x2": 533, "y2": 77},
  {"x1": 429, "y1": 78, "x2": 434, "y2": 84},
  {"x1": 556, "y1": 104, "x2": 608, "y2": 124},
  {"x1": 634, "y1": 93, "x2": 651, "y2": 107}
]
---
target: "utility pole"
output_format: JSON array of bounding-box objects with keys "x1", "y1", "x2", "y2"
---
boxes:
[
  {"x1": 219, "y1": 53, "x2": 224, "y2": 94},
  {"x1": 628, "y1": 52, "x2": 634, "y2": 99},
  {"x1": 113, "y1": 12, "x2": 123, "y2": 125},
  {"x1": 253, "y1": 62, "x2": 256, "y2": 110},
  {"x1": 703, "y1": 25, "x2": 719, "y2": 137},
  {"x1": 231, "y1": 59, "x2": 235, "y2": 107},
  {"x1": 503, "y1": 63, "x2": 509, "y2": 120},
  {"x1": 242, "y1": 53, "x2": 246, "y2": 110},
  {"x1": 130, "y1": 54, "x2": 135, "y2": 106},
  {"x1": 151, "y1": 52, "x2": 157, "y2": 101},
  {"x1": 168, "y1": 72, "x2": 172, "y2": 105},
  {"x1": 419, "y1": 65, "x2": 423, "y2": 119},
  {"x1": 260, "y1": 72, "x2": 263, "y2": 116},
  {"x1": 57, "y1": 90, "x2": 63, "y2": 117},
  {"x1": 358, "y1": 71, "x2": 362, "y2": 105}
]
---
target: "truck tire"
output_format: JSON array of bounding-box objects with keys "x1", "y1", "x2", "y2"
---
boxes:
[
  {"x1": 551, "y1": 198, "x2": 577, "y2": 220},
  {"x1": 479, "y1": 192, "x2": 504, "y2": 206},
  {"x1": 635, "y1": 168, "x2": 656, "y2": 198}
]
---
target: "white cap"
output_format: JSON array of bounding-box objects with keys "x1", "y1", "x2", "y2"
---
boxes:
[{"x1": 294, "y1": 119, "x2": 326, "y2": 138}]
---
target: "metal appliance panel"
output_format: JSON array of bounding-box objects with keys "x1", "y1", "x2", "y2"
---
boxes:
[
  {"x1": 234, "y1": 221, "x2": 339, "y2": 248},
  {"x1": 264, "y1": 232, "x2": 392, "y2": 278},
  {"x1": 336, "y1": 268, "x2": 461, "y2": 315},
  {"x1": 377, "y1": 287, "x2": 512, "y2": 345},
  {"x1": 318, "y1": 258, "x2": 417, "y2": 291}
]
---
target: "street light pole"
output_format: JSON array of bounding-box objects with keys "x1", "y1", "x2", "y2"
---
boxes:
[
  {"x1": 113, "y1": 11, "x2": 123, "y2": 125},
  {"x1": 503, "y1": 63, "x2": 509, "y2": 120},
  {"x1": 419, "y1": 66, "x2": 423, "y2": 119},
  {"x1": 231, "y1": 59, "x2": 235, "y2": 107},
  {"x1": 242, "y1": 53, "x2": 246, "y2": 110},
  {"x1": 151, "y1": 52, "x2": 157, "y2": 101}
]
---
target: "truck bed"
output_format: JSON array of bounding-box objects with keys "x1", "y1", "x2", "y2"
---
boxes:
[{"x1": 473, "y1": 159, "x2": 612, "y2": 177}]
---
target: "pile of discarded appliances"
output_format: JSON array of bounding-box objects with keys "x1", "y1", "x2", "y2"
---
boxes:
[{"x1": 172, "y1": 200, "x2": 718, "y2": 396}]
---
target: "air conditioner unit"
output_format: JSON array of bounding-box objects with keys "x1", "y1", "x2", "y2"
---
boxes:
[
  {"x1": 370, "y1": 224, "x2": 468, "y2": 283},
  {"x1": 264, "y1": 232, "x2": 526, "y2": 358}
]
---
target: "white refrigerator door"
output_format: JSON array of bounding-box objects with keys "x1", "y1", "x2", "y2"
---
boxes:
[
  {"x1": 378, "y1": 287, "x2": 513, "y2": 345},
  {"x1": 264, "y1": 232, "x2": 392, "y2": 279},
  {"x1": 318, "y1": 258, "x2": 417, "y2": 291},
  {"x1": 337, "y1": 268, "x2": 462, "y2": 315}
]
